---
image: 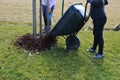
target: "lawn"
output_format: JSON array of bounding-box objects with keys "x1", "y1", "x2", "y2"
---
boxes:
[
  {"x1": 0, "y1": 0, "x2": 120, "y2": 80},
  {"x1": 0, "y1": 21, "x2": 120, "y2": 80}
]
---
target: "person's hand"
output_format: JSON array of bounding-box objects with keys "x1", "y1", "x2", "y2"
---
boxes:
[
  {"x1": 49, "y1": 8, "x2": 52, "y2": 13},
  {"x1": 87, "y1": 0, "x2": 93, "y2": 3},
  {"x1": 86, "y1": 0, "x2": 90, "y2": 2}
]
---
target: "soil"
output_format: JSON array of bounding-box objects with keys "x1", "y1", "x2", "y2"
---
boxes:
[{"x1": 14, "y1": 33, "x2": 57, "y2": 52}]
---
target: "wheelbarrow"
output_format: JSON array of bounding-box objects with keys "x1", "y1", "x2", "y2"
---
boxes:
[{"x1": 48, "y1": 3, "x2": 89, "y2": 50}]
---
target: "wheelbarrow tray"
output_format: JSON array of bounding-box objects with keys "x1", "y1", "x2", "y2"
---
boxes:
[{"x1": 49, "y1": 3, "x2": 89, "y2": 36}]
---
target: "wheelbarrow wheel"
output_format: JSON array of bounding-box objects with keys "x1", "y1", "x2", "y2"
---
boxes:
[{"x1": 66, "y1": 35, "x2": 80, "y2": 50}]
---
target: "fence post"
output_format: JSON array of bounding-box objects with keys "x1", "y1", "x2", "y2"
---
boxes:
[
  {"x1": 32, "y1": 0, "x2": 36, "y2": 38},
  {"x1": 39, "y1": 0, "x2": 42, "y2": 36},
  {"x1": 62, "y1": 0, "x2": 64, "y2": 16},
  {"x1": 46, "y1": 0, "x2": 50, "y2": 34}
]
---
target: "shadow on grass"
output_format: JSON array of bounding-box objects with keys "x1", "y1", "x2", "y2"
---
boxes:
[{"x1": 38, "y1": 47, "x2": 105, "y2": 79}]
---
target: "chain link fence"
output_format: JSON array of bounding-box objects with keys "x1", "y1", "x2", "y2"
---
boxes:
[{"x1": 0, "y1": 0, "x2": 120, "y2": 28}]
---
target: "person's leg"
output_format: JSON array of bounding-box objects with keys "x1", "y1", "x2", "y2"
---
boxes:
[
  {"x1": 48, "y1": 5, "x2": 55, "y2": 30},
  {"x1": 93, "y1": 16, "x2": 107, "y2": 58},
  {"x1": 97, "y1": 17, "x2": 107, "y2": 54},
  {"x1": 86, "y1": 19, "x2": 98, "y2": 52},
  {"x1": 42, "y1": 5, "x2": 47, "y2": 31},
  {"x1": 92, "y1": 19, "x2": 99, "y2": 51},
  {"x1": 45, "y1": 5, "x2": 55, "y2": 33}
]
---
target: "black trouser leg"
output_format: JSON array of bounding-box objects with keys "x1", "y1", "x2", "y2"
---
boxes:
[
  {"x1": 92, "y1": 28, "x2": 98, "y2": 50},
  {"x1": 92, "y1": 16, "x2": 107, "y2": 54}
]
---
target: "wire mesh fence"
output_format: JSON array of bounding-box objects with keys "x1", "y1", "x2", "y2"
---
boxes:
[
  {"x1": 0, "y1": 0, "x2": 120, "y2": 28},
  {"x1": 0, "y1": 0, "x2": 85, "y2": 23}
]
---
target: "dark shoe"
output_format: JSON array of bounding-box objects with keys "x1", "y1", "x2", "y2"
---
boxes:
[
  {"x1": 42, "y1": 30, "x2": 47, "y2": 34},
  {"x1": 46, "y1": 30, "x2": 51, "y2": 35},
  {"x1": 44, "y1": 26, "x2": 51, "y2": 35},
  {"x1": 86, "y1": 48, "x2": 96, "y2": 53},
  {"x1": 93, "y1": 53, "x2": 104, "y2": 59}
]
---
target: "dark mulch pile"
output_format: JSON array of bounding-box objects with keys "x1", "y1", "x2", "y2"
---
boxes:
[{"x1": 14, "y1": 33, "x2": 57, "y2": 52}]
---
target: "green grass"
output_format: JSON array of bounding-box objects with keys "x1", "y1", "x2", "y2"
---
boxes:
[
  {"x1": 0, "y1": 21, "x2": 120, "y2": 80},
  {"x1": 0, "y1": 0, "x2": 120, "y2": 79}
]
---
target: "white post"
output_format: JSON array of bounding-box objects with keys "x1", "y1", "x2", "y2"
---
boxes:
[{"x1": 32, "y1": 0, "x2": 36, "y2": 38}]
